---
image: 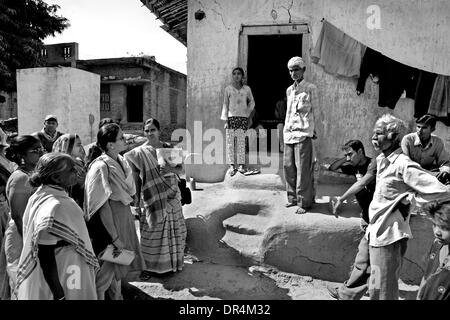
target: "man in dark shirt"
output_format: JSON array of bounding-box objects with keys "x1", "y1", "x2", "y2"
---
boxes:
[
  {"x1": 328, "y1": 139, "x2": 376, "y2": 224},
  {"x1": 327, "y1": 139, "x2": 377, "y2": 300}
]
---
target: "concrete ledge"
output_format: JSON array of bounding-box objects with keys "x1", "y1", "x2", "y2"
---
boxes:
[{"x1": 183, "y1": 179, "x2": 433, "y2": 285}]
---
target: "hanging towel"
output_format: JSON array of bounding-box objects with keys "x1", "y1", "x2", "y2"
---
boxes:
[
  {"x1": 311, "y1": 20, "x2": 366, "y2": 78},
  {"x1": 414, "y1": 70, "x2": 438, "y2": 118},
  {"x1": 428, "y1": 75, "x2": 450, "y2": 119}
]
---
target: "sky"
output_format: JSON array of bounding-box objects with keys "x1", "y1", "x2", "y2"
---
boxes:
[{"x1": 44, "y1": 0, "x2": 187, "y2": 74}]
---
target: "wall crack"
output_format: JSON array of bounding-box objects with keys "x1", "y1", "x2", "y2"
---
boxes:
[{"x1": 273, "y1": 0, "x2": 294, "y2": 23}]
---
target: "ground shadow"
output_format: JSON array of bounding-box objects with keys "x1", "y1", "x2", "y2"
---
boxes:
[{"x1": 133, "y1": 261, "x2": 292, "y2": 300}]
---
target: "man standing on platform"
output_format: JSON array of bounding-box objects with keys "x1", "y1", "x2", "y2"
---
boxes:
[{"x1": 283, "y1": 56, "x2": 318, "y2": 214}]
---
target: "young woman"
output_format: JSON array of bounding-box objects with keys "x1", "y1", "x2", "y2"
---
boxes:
[
  {"x1": 221, "y1": 67, "x2": 255, "y2": 176},
  {"x1": 124, "y1": 118, "x2": 187, "y2": 279},
  {"x1": 0, "y1": 135, "x2": 43, "y2": 298},
  {"x1": 52, "y1": 133, "x2": 87, "y2": 208},
  {"x1": 15, "y1": 153, "x2": 98, "y2": 300},
  {"x1": 84, "y1": 123, "x2": 144, "y2": 300}
]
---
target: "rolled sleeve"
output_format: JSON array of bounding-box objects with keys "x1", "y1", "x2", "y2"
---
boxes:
[{"x1": 402, "y1": 162, "x2": 450, "y2": 206}]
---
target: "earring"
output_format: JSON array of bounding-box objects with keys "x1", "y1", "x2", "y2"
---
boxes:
[{"x1": 20, "y1": 158, "x2": 25, "y2": 165}]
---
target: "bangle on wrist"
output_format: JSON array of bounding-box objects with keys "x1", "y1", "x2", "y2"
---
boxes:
[
  {"x1": 59, "y1": 296, "x2": 65, "y2": 300},
  {"x1": 112, "y1": 235, "x2": 119, "y2": 243}
]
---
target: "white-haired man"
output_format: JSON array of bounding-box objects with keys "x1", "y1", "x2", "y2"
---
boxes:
[
  {"x1": 283, "y1": 56, "x2": 318, "y2": 214},
  {"x1": 365, "y1": 114, "x2": 450, "y2": 299}
]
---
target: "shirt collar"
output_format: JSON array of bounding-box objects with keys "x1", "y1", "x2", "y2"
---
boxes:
[
  {"x1": 377, "y1": 147, "x2": 402, "y2": 165},
  {"x1": 413, "y1": 132, "x2": 433, "y2": 148},
  {"x1": 293, "y1": 79, "x2": 305, "y2": 89}
]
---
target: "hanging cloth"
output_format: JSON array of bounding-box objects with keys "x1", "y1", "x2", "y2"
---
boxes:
[
  {"x1": 311, "y1": 20, "x2": 366, "y2": 78},
  {"x1": 428, "y1": 75, "x2": 450, "y2": 120},
  {"x1": 357, "y1": 47, "x2": 418, "y2": 109},
  {"x1": 414, "y1": 70, "x2": 438, "y2": 118}
]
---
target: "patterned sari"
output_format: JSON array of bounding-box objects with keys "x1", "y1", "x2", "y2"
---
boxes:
[{"x1": 125, "y1": 145, "x2": 186, "y2": 273}]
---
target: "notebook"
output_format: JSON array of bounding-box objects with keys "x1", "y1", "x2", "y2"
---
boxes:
[{"x1": 99, "y1": 245, "x2": 136, "y2": 266}]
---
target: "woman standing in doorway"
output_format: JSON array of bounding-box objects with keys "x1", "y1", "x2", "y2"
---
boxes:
[{"x1": 221, "y1": 67, "x2": 255, "y2": 176}]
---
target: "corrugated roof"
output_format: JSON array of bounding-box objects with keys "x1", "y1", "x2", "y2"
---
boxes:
[{"x1": 140, "y1": 0, "x2": 187, "y2": 46}]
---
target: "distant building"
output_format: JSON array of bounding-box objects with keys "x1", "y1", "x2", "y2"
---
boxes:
[
  {"x1": 0, "y1": 42, "x2": 186, "y2": 137},
  {"x1": 76, "y1": 56, "x2": 186, "y2": 131},
  {"x1": 41, "y1": 42, "x2": 79, "y2": 67}
]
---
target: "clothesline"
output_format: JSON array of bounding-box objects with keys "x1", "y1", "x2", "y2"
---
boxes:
[{"x1": 312, "y1": 19, "x2": 450, "y2": 124}]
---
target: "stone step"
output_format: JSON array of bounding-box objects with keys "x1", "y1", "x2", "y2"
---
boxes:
[
  {"x1": 224, "y1": 173, "x2": 285, "y2": 190},
  {"x1": 222, "y1": 213, "x2": 271, "y2": 235},
  {"x1": 220, "y1": 230, "x2": 264, "y2": 263}
]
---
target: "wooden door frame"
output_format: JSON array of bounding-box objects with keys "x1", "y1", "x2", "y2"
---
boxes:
[{"x1": 238, "y1": 23, "x2": 311, "y2": 80}]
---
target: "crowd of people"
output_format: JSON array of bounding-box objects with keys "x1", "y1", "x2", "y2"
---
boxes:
[
  {"x1": 0, "y1": 115, "x2": 187, "y2": 300},
  {"x1": 223, "y1": 55, "x2": 449, "y2": 300},
  {"x1": 0, "y1": 54, "x2": 448, "y2": 300}
]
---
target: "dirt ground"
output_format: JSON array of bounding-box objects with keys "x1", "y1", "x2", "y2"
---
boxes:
[{"x1": 122, "y1": 253, "x2": 419, "y2": 301}]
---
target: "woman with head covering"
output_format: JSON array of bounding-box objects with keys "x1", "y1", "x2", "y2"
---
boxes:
[
  {"x1": 52, "y1": 134, "x2": 87, "y2": 208},
  {"x1": 15, "y1": 153, "x2": 98, "y2": 300},
  {"x1": 84, "y1": 123, "x2": 144, "y2": 300},
  {"x1": 0, "y1": 135, "x2": 44, "y2": 298},
  {"x1": 0, "y1": 127, "x2": 14, "y2": 252},
  {"x1": 124, "y1": 118, "x2": 186, "y2": 280},
  {"x1": 0, "y1": 127, "x2": 15, "y2": 300},
  {"x1": 220, "y1": 67, "x2": 255, "y2": 176}
]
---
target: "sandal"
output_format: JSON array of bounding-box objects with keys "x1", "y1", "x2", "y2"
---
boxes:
[
  {"x1": 237, "y1": 165, "x2": 246, "y2": 174},
  {"x1": 244, "y1": 169, "x2": 261, "y2": 176},
  {"x1": 229, "y1": 168, "x2": 237, "y2": 177},
  {"x1": 285, "y1": 202, "x2": 297, "y2": 208},
  {"x1": 139, "y1": 270, "x2": 153, "y2": 281}
]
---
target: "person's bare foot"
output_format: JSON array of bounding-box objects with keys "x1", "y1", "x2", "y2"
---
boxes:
[{"x1": 295, "y1": 207, "x2": 307, "y2": 214}]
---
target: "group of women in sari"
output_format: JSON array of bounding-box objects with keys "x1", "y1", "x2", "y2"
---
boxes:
[{"x1": 0, "y1": 118, "x2": 187, "y2": 300}]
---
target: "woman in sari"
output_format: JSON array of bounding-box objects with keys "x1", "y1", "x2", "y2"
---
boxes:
[
  {"x1": 84, "y1": 123, "x2": 144, "y2": 300},
  {"x1": 15, "y1": 153, "x2": 98, "y2": 300},
  {"x1": 0, "y1": 128, "x2": 15, "y2": 300},
  {"x1": 0, "y1": 135, "x2": 43, "y2": 299},
  {"x1": 124, "y1": 118, "x2": 186, "y2": 280},
  {"x1": 52, "y1": 133, "x2": 87, "y2": 208}
]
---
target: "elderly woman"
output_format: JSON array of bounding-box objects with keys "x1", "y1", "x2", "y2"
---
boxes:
[
  {"x1": 52, "y1": 134, "x2": 86, "y2": 208},
  {"x1": 15, "y1": 153, "x2": 98, "y2": 300},
  {"x1": 84, "y1": 123, "x2": 144, "y2": 300},
  {"x1": 0, "y1": 136, "x2": 43, "y2": 299},
  {"x1": 124, "y1": 118, "x2": 186, "y2": 280}
]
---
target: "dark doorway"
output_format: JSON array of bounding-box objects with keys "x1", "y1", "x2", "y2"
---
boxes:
[
  {"x1": 127, "y1": 85, "x2": 143, "y2": 122},
  {"x1": 246, "y1": 34, "x2": 303, "y2": 149},
  {"x1": 247, "y1": 34, "x2": 302, "y2": 120}
]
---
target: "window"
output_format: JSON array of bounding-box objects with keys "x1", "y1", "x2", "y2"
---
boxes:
[
  {"x1": 63, "y1": 46, "x2": 72, "y2": 59},
  {"x1": 40, "y1": 48, "x2": 48, "y2": 58},
  {"x1": 100, "y1": 84, "x2": 110, "y2": 111}
]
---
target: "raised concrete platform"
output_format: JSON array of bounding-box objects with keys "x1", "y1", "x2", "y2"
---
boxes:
[{"x1": 183, "y1": 173, "x2": 434, "y2": 285}]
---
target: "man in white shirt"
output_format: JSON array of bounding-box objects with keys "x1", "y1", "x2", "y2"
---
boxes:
[
  {"x1": 366, "y1": 114, "x2": 450, "y2": 299},
  {"x1": 283, "y1": 57, "x2": 318, "y2": 214}
]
